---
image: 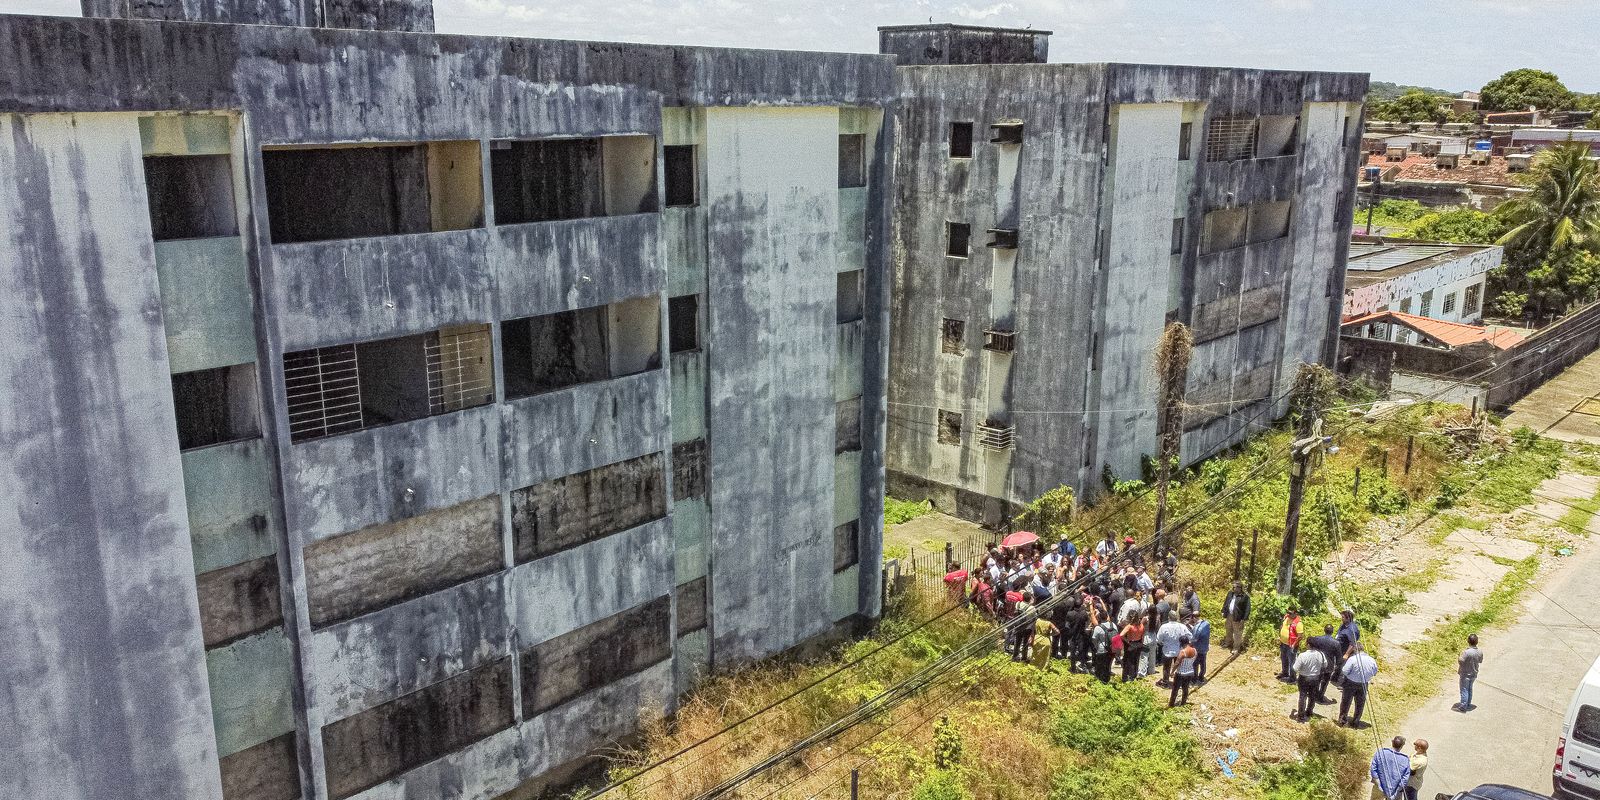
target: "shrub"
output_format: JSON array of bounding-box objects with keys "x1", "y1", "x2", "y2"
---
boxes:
[
  {"x1": 933, "y1": 716, "x2": 963, "y2": 770},
  {"x1": 911, "y1": 770, "x2": 972, "y2": 800},
  {"x1": 886, "y1": 497, "x2": 933, "y2": 526}
]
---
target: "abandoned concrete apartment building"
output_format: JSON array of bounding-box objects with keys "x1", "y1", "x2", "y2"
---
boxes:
[
  {"x1": 881, "y1": 25, "x2": 1367, "y2": 524},
  {"x1": 0, "y1": 3, "x2": 892, "y2": 799}
]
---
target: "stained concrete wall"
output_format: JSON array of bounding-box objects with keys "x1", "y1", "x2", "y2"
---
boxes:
[
  {"x1": 704, "y1": 107, "x2": 841, "y2": 664},
  {"x1": 886, "y1": 59, "x2": 1366, "y2": 521},
  {"x1": 1, "y1": 12, "x2": 891, "y2": 799},
  {"x1": 0, "y1": 112, "x2": 223, "y2": 800}
]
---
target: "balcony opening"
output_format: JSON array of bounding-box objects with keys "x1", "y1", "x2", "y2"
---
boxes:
[
  {"x1": 937, "y1": 410, "x2": 963, "y2": 445},
  {"x1": 668, "y1": 294, "x2": 700, "y2": 354},
  {"x1": 1205, "y1": 117, "x2": 1257, "y2": 162},
  {"x1": 949, "y1": 122, "x2": 974, "y2": 159},
  {"x1": 836, "y1": 270, "x2": 864, "y2": 324},
  {"x1": 283, "y1": 324, "x2": 494, "y2": 443},
  {"x1": 143, "y1": 154, "x2": 238, "y2": 241},
  {"x1": 941, "y1": 318, "x2": 965, "y2": 355},
  {"x1": 1200, "y1": 207, "x2": 1247, "y2": 254},
  {"x1": 502, "y1": 296, "x2": 660, "y2": 399},
  {"x1": 1246, "y1": 201, "x2": 1292, "y2": 244},
  {"x1": 1255, "y1": 116, "x2": 1299, "y2": 157},
  {"x1": 838, "y1": 134, "x2": 866, "y2": 189},
  {"x1": 946, "y1": 222, "x2": 970, "y2": 258},
  {"x1": 171, "y1": 363, "x2": 260, "y2": 450},
  {"x1": 490, "y1": 135, "x2": 658, "y2": 225},
  {"x1": 663, "y1": 145, "x2": 698, "y2": 207},
  {"x1": 263, "y1": 141, "x2": 483, "y2": 243}
]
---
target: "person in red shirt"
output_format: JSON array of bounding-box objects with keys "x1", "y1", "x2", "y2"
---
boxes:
[
  {"x1": 942, "y1": 561, "x2": 970, "y2": 606},
  {"x1": 969, "y1": 573, "x2": 995, "y2": 617}
]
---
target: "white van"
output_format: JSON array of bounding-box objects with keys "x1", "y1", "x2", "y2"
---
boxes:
[{"x1": 1555, "y1": 654, "x2": 1600, "y2": 799}]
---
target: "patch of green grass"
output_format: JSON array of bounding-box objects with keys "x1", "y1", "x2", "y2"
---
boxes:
[
  {"x1": 1557, "y1": 493, "x2": 1600, "y2": 536},
  {"x1": 1376, "y1": 553, "x2": 1542, "y2": 715},
  {"x1": 1471, "y1": 434, "x2": 1565, "y2": 512},
  {"x1": 1047, "y1": 682, "x2": 1202, "y2": 800},
  {"x1": 885, "y1": 496, "x2": 934, "y2": 526}
]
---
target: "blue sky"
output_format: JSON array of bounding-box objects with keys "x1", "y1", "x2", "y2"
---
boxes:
[{"x1": 5, "y1": 0, "x2": 1597, "y2": 92}]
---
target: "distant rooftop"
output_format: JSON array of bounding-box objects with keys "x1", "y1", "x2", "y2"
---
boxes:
[
  {"x1": 877, "y1": 23, "x2": 1053, "y2": 35},
  {"x1": 1343, "y1": 310, "x2": 1525, "y2": 350},
  {"x1": 1345, "y1": 239, "x2": 1499, "y2": 289}
]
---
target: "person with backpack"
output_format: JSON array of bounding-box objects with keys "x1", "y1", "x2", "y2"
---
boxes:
[{"x1": 1091, "y1": 615, "x2": 1118, "y2": 683}]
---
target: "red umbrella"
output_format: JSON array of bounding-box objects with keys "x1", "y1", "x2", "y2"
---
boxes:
[{"x1": 1000, "y1": 530, "x2": 1039, "y2": 549}]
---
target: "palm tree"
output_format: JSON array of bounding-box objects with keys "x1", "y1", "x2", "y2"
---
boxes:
[
  {"x1": 1493, "y1": 142, "x2": 1600, "y2": 318},
  {"x1": 1495, "y1": 142, "x2": 1600, "y2": 262}
]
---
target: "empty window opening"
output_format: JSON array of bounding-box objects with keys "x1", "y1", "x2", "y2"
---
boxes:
[
  {"x1": 946, "y1": 222, "x2": 971, "y2": 258},
  {"x1": 949, "y1": 122, "x2": 974, "y2": 159},
  {"x1": 1442, "y1": 292, "x2": 1457, "y2": 316},
  {"x1": 1246, "y1": 201, "x2": 1292, "y2": 244},
  {"x1": 835, "y1": 397, "x2": 862, "y2": 454},
  {"x1": 837, "y1": 270, "x2": 864, "y2": 324},
  {"x1": 663, "y1": 145, "x2": 698, "y2": 207},
  {"x1": 941, "y1": 318, "x2": 966, "y2": 355},
  {"x1": 672, "y1": 439, "x2": 708, "y2": 501},
  {"x1": 283, "y1": 325, "x2": 494, "y2": 443},
  {"x1": 1255, "y1": 116, "x2": 1299, "y2": 158},
  {"x1": 426, "y1": 324, "x2": 494, "y2": 414},
  {"x1": 519, "y1": 596, "x2": 670, "y2": 718},
  {"x1": 1464, "y1": 285, "x2": 1482, "y2": 315},
  {"x1": 668, "y1": 294, "x2": 700, "y2": 353},
  {"x1": 1170, "y1": 218, "x2": 1185, "y2": 255},
  {"x1": 838, "y1": 134, "x2": 867, "y2": 189},
  {"x1": 143, "y1": 154, "x2": 238, "y2": 241},
  {"x1": 937, "y1": 410, "x2": 963, "y2": 445},
  {"x1": 676, "y1": 577, "x2": 707, "y2": 635},
  {"x1": 1205, "y1": 117, "x2": 1257, "y2": 162},
  {"x1": 511, "y1": 453, "x2": 668, "y2": 562},
  {"x1": 1200, "y1": 207, "x2": 1248, "y2": 254},
  {"x1": 1399, "y1": 297, "x2": 1413, "y2": 314},
  {"x1": 490, "y1": 135, "x2": 657, "y2": 225},
  {"x1": 833, "y1": 520, "x2": 860, "y2": 572},
  {"x1": 263, "y1": 141, "x2": 482, "y2": 244},
  {"x1": 502, "y1": 296, "x2": 661, "y2": 399},
  {"x1": 171, "y1": 363, "x2": 261, "y2": 450},
  {"x1": 1178, "y1": 122, "x2": 1193, "y2": 161},
  {"x1": 990, "y1": 121, "x2": 1024, "y2": 145}
]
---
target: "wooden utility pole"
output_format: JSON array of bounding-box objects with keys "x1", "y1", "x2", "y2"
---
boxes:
[
  {"x1": 1277, "y1": 364, "x2": 1337, "y2": 595},
  {"x1": 1152, "y1": 322, "x2": 1193, "y2": 557}
]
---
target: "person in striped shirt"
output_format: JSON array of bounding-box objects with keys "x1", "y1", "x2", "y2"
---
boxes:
[{"x1": 1339, "y1": 643, "x2": 1379, "y2": 727}]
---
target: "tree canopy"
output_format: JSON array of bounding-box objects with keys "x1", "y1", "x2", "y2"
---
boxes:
[
  {"x1": 1479, "y1": 69, "x2": 1575, "y2": 112},
  {"x1": 1370, "y1": 89, "x2": 1450, "y2": 123},
  {"x1": 1490, "y1": 144, "x2": 1600, "y2": 316}
]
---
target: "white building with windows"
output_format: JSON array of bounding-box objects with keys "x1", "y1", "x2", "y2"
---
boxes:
[{"x1": 1342, "y1": 239, "x2": 1502, "y2": 343}]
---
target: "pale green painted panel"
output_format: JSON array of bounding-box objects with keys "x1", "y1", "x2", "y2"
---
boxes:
[
  {"x1": 837, "y1": 187, "x2": 867, "y2": 273},
  {"x1": 838, "y1": 108, "x2": 877, "y2": 136},
  {"x1": 831, "y1": 565, "x2": 860, "y2": 621},
  {"x1": 674, "y1": 628, "x2": 710, "y2": 695},
  {"x1": 670, "y1": 350, "x2": 707, "y2": 444},
  {"x1": 833, "y1": 450, "x2": 861, "y2": 528},
  {"x1": 140, "y1": 114, "x2": 231, "y2": 156},
  {"x1": 664, "y1": 205, "x2": 707, "y2": 298},
  {"x1": 207, "y1": 626, "x2": 295, "y2": 757},
  {"x1": 834, "y1": 320, "x2": 864, "y2": 403},
  {"x1": 184, "y1": 438, "x2": 277, "y2": 574},
  {"x1": 154, "y1": 237, "x2": 257, "y2": 374},
  {"x1": 673, "y1": 496, "x2": 709, "y2": 584},
  {"x1": 661, "y1": 107, "x2": 704, "y2": 147}
]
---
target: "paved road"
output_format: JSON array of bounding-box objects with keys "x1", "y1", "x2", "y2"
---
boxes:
[
  {"x1": 1505, "y1": 346, "x2": 1600, "y2": 445},
  {"x1": 1396, "y1": 535, "x2": 1600, "y2": 798}
]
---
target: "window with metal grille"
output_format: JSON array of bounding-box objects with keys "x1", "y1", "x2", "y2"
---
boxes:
[
  {"x1": 1205, "y1": 117, "x2": 1257, "y2": 162},
  {"x1": 838, "y1": 134, "x2": 866, "y2": 188},
  {"x1": 1420, "y1": 290, "x2": 1434, "y2": 317},
  {"x1": 1442, "y1": 292, "x2": 1457, "y2": 316},
  {"x1": 1464, "y1": 284, "x2": 1482, "y2": 315},
  {"x1": 426, "y1": 324, "x2": 494, "y2": 415},
  {"x1": 284, "y1": 344, "x2": 363, "y2": 443}
]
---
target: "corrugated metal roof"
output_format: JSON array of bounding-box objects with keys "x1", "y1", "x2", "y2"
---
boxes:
[{"x1": 1347, "y1": 244, "x2": 1460, "y2": 272}]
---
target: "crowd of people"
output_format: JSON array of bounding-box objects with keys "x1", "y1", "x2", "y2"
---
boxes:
[
  {"x1": 941, "y1": 530, "x2": 1250, "y2": 707},
  {"x1": 1274, "y1": 605, "x2": 1377, "y2": 726}
]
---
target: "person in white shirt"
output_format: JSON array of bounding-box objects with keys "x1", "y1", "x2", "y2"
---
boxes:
[
  {"x1": 1155, "y1": 613, "x2": 1192, "y2": 688},
  {"x1": 1095, "y1": 532, "x2": 1119, "y2": 561},
  {"x1": 1338, "y1": 643, "x2": 1378, "y2": 727},
  {"x1": 1292, "y1": 647, "x2": 1327, "y2": 721}
]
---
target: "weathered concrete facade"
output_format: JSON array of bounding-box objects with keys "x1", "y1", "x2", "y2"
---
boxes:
[
  {"x1": 883, "y1": 25, "x2": 1366, "y2": 523},
  {"x1": 0, "y1": 7, "x2": 890, "y2": 800}
]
